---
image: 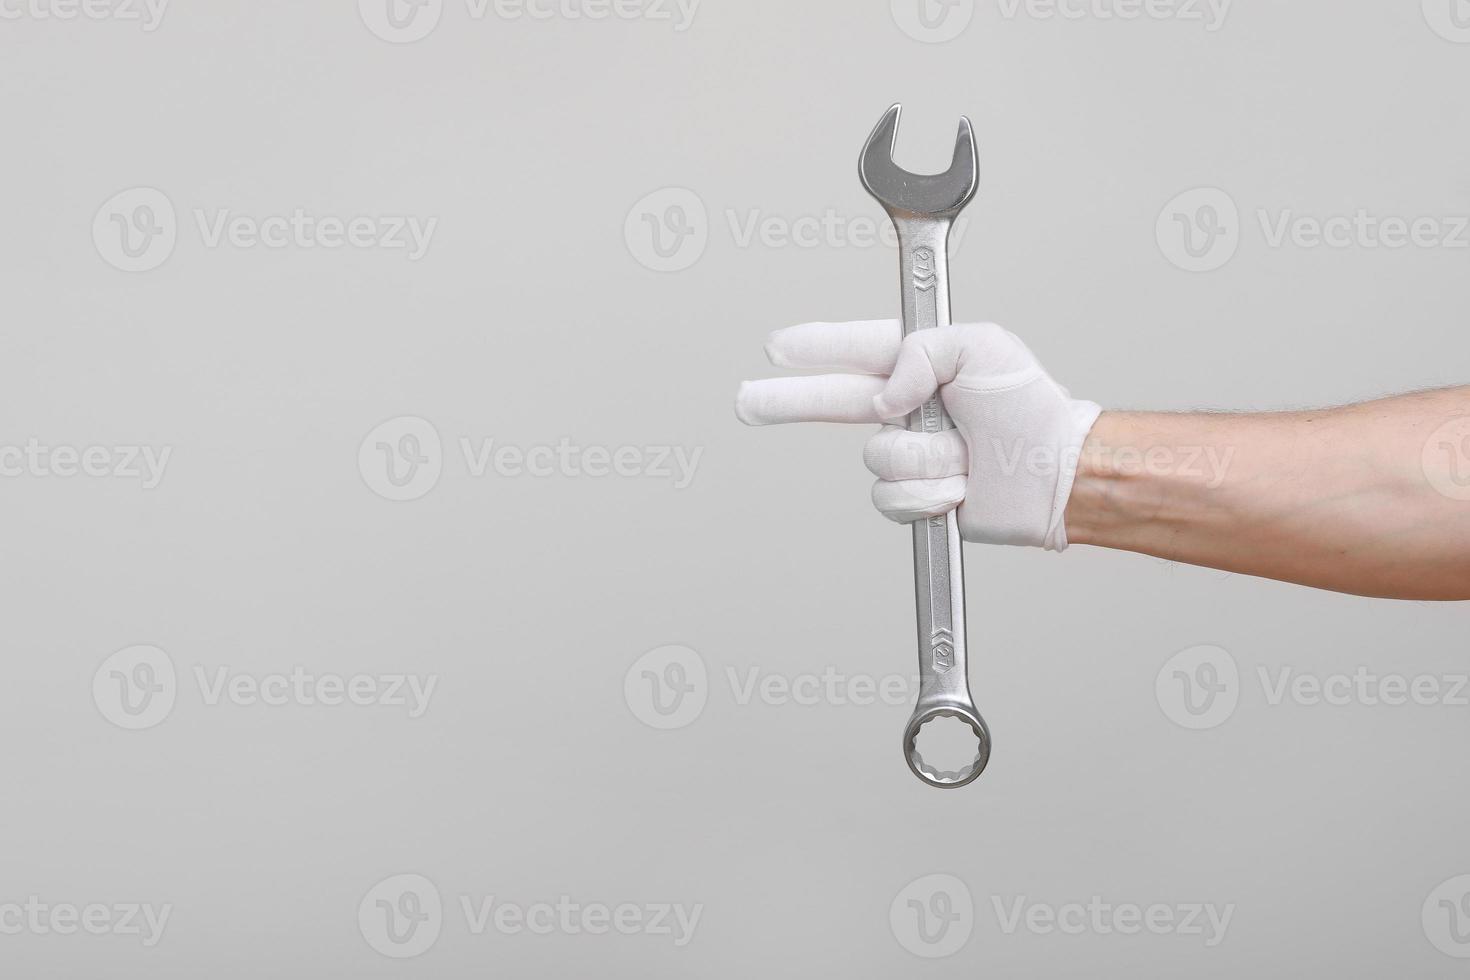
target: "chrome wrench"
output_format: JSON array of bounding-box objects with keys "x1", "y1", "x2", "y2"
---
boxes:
[{"x1": 859, "y1": 104, "x2": 990, "y2": 788}]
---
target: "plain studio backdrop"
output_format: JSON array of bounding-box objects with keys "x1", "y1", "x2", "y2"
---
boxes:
[{"x1": 1, "y1": 1, "x2": 1467, "y2": 976}]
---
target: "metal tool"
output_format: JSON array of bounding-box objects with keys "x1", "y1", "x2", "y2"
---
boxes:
[{"x1": 859, "y1": 104, "x2": 991, "y2": 788}]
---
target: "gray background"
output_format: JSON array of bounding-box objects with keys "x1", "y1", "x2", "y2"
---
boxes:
[{"x1": 2, "y1": 0, "x2": 1468, "y2": 975}]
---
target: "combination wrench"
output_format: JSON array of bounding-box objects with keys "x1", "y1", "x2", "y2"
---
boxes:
[{"x1": 859, "y1": 104, "x2": 991, "y2": 788}]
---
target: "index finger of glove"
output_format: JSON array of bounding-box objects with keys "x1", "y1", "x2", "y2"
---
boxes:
[{"x1": 764, "y1": 320, "x2": 902, "y2": 374}]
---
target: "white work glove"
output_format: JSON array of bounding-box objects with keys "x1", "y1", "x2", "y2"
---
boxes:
[{"x1": 736, "y1": 320, "x2": 1101, "y2": 551}]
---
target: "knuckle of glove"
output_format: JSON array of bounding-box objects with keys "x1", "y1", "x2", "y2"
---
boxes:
[
  {"x1": 864, "y1": 427, "x2": 967, "y2": 481},
  {"x1": 861, "y1": 425, "x2": 902, "y2": 477},
  {"x1": 951, "y1": 321, "x2": 1042, "y2": 385},
  {"x1": 870, "y1": 476, "x2": 966, "y2": 524}
]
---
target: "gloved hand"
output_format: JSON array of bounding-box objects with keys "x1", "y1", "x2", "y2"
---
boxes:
[{"x1": 736, "y1": 320, "x2": 1101, "y2": 550}]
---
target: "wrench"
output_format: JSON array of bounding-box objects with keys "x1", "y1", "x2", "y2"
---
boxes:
[{"x1": 859, "y1": 104, "x2": 990, "y2": 788}]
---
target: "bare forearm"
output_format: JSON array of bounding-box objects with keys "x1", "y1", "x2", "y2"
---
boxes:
[{"x1": 1065, "y1": 390, "x2": 1470, "y2": 600}]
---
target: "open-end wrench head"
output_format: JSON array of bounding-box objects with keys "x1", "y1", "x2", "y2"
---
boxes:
[{"x1": 859, "y1": 104, "x2": 978, "y2": 218}]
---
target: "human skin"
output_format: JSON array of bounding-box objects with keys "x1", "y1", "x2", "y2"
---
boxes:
[{"x1": 1064, "y1": 389, "x2": 1470, "y2": 600}]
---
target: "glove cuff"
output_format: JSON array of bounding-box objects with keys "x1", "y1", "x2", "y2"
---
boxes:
[{"x1": 1042, "y1": 400, "x2": 1104, "y2": 552}]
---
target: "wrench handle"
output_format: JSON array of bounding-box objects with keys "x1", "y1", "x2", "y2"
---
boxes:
[{"x1": 892, "y1": 217, "x2": 991, "y2": 787}]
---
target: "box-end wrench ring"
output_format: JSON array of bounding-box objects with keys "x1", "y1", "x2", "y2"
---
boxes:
[{"x1": 859, "y1": 104, "x2": 991, "y2": 788}]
